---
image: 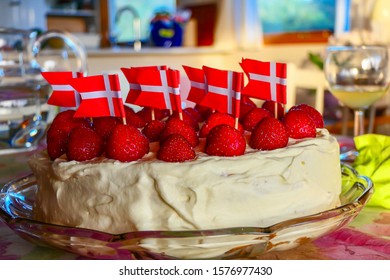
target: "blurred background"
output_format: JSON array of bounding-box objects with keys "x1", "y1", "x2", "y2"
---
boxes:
[{"x1": 0, "y1": 0, "x2": 389, "y2": 136}]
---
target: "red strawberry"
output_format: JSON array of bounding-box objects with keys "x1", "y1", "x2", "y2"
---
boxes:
[
  {"x1": 47, "y1": 129, "x2": 68, "y2": 160},
  {"x1": 199, "y1": 112, "x2": 244, "y2": 138},
  {"x1": 170, "y1": 110, "x2": 199, "y2": 131},
  {"x1": 46, "y1": 110, "x2": 91, "y2": 160},
  {"x1": 184, "y1": 107, "x2": 203, "y2": 123},
  {"x1": 289, "y1": 104, "x2": 324, "y2": 128},
  {"x1": 49, "y1": 109, "x2": 91, "y2": 136},
  {"x1": 242, "y1": 107, "x2": 272, "y2": 131},
  {"x1": 194, "y1": 104, "x2": 213, "y2": 120},
  {"x1": 261, "y1": 100, "x2": 284, "y2": 120},
  {"x1": 92, "y1": 116, "x2": 121, "y2": 140},
  {"x1": 66, "y1": 127, "x2": 104, "y2": 161},
  {"x1": 142, "y1": 120, "x2": 166, "y2": 142},
  {"x1": 250, "y1": 117, "x2": 289, "y2": 150},
  {"x1": 105, "y1": 124, "x2": 149, "y2": 162},
  {"x1": 124, "y1": 106, "x2": 146, "y2": 128},
  {"x1": 240, "y1": 95, "x2": 257, "y2": 121},
  {"x1": 157, "y1": 134, "x2": 196, "y2": 162},
  {"x1": 136, "y1": 107, "x2": 170, "y2": 123},
  {"x1": 161, "y1": 117, "x2": 199, "y2": 147},
  {"x1": 283, "y1": 109, "x2": 317, "y2": 139},
  {"x1": 205, "y1": 124, "x2": 246, "y2": 157}
]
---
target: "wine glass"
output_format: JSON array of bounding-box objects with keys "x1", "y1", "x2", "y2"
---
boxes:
[{"x1": 324, "y1": 45, "x2": 389, "y2": 136}]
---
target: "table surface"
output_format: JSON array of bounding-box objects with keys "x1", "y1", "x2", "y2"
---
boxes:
[{"x1": 1, "y1": 146, "x2": 390, "y2": 260}]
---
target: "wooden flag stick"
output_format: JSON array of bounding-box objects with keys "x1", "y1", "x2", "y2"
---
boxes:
[
  {"x1": 151, "y1": 108, "x2": 155, "y2": 121},
  {"x1": 234, "y1": 117, "x2": 239, "y2": 130},
  {"x1": 274, "y1": 102, "x2": 278, "y2": 119}
]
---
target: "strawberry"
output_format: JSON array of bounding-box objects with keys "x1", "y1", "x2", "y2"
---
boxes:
[
  {"x1": 184, "y1": 107, "x2": 203, "y2": 123},
  {"x1": 289, "y1": 104, "x2": 324, "y2": 128},
  {"x1": 240, "y1": 95, "x2": 257, "y2": 121},
  {"x1": 199, "y1": 112, "x2": 244, "y2": 138},
  {"x1": 49, "y1": 109, "x2": 91, "y2": 137},
  {"x1": 105, "y1": 124, "x2": 149, "y2": 162},
  {"x1": 46, "y1": 110, "x2": 91, "y2": 160},
  {"x1": 136, "y1": 107, "x2": 170, "y2": 123},
  {"x1": 250, "y1": 117, "x2": 289, "y2": 150},
  {"x1": 194, "y1": 104, "x2": 213, "y2": 120},
  {"x1": 205, "y1": 124, "x2": 246, "y2": 157},
  {"x1": 92, "y1": 116, "x2": 121, "y2": 140},
  {"x1": 47, "y1": 129, "x2": 68, "y2": 160},
  {"x1": 170, "y1": 110, "x2": 199, "y2": 131},
  {"x1": 142, "y1": 119, "x2": 166, "y2": 142},
  {"x1": 283, "y1": 109, "x2": 317, "y2": 139},
  {"x1": 261, "y1": 100, "x2": 284, "y2": 120},
  {"x1": 157, "y1": 134, "x2": 196, "y2": 162},
  {"x1": 66, "y1": 127, "x2": 104, "y2": 161},
  {"x1": 161, "y1": 117, "x2": 199, "y2": 147},
  {"x1": 242, "y1": 107, "x2": 272, "y2": 131},
  {"x1": 124, "y1": 106, "x2": 146, "y2": 128}
]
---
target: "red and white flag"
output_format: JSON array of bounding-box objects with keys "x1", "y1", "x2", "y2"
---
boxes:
[
  {"x1": 240, "y1": 58, "x2": 287, "y2": 104},
  {"x1": 182, "y1": 65, "x2": 207, "y2": 104},
  {"x1": 124, "y1": 67, "x2": 182, "y2": 112},
  {"x1": 70, "y1": 73, "x2": 126, "y2": 118},
  {"x1": 121, "y1": 65, "x2": 167, "y2": 104},
  {"x1": 200, "y1": 66, "x2": 243, "y2": 119},
  {"x1": 41, "y1": 71, "x2": 83, "y2": 108}
]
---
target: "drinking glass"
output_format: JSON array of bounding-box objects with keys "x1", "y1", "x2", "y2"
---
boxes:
[
  {"x1": 324, "y1": 45, "x2": 389, "y2": 136},
  {"x1": 0, "y1": 28, "x2": 86, "y2": 154}
]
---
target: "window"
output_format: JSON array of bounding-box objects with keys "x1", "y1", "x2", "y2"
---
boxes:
[
  {"x1": 258, "y1": 0, "x2": 351, "y2": 44},
  {"x1": 108, "y1": 0, "x2": 176, "y2": 45}
]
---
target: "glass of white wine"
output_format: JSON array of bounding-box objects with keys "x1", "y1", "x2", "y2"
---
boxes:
[{"x1": 324, "y1": 45, "x2": 389, "y2": 136}]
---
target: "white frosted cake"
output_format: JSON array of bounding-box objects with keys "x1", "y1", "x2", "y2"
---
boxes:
[{"x1": 29, "y1": 129, "x2": 341, "y2": 234}]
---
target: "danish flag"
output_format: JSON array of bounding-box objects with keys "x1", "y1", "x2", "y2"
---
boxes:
[
  {"x1": 121, "y1": 65, "x2": 167, "y2": 104},
  {"x1": 41, "y1": 71, "x2": 83, "y2": 108},
  {"x1": 182, "y1": 65, "x2": 207, "y2": 104},
  {"x1": 123, "y1": 67, "x2": 182, "y2": 112},
  {"x1": 70, "y1": 73, "x2": 126, "y2": 118},
  {"x1": 240, "y1": 58, "x2": 287, "y2": 104},
  {"x1": 200, "y1": 66, "x2": 243, "y2": 119}
]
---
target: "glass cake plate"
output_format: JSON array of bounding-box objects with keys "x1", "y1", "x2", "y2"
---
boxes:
[{"x1": 0, "y1": 164, "x2": 373, "y2": 260}]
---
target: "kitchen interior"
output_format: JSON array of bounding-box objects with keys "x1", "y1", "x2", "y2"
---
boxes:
[{"x1": 0, "y1": 0, "x2": 390, "y2": 136}]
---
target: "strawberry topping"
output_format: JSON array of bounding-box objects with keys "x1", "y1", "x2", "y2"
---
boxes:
[
  {"x1": 142, "y1": 119, "x2": 166, "y2": 142},
  {"x1": 124, "y1": 106, "x2": 147, "y2": 128},
  {"x1": 242, "y1": 107, "x2": 272, "y2": 132},
  {"x1": 205, "y1": 124, "x2": 246, "y2": 156},
  {"x1": 92, "y1": 116, "x2": 121, "y2": 140},
  {"x1": 199, "y1": 112, "x2": 244, "y2": 138},
  {"x1": 157, "y1": 134, "x2": 196, "y2": 162},
  {"x1": 261, "y1": 100, "x2": 284, "y2": 120},
  {"x1": 66, "y1": 127, "x2": 104, "y2": 161},
  {"x1": 250, "y1": 116, "x2": 289, "y2": 150},
  {"x1": 47, "y1": 129, "x2": 69, "y2": 160},
  {"x1": 283, "y1": 109, "x2": 317, "y2": 139},
  {"x1": 289, "y1": 104, "x2": 324, "y2": 128},
  {"x1": 105, "y1": 124, "x2": 150, "y2": 162},
  {"x1": 161, "y1": 117, "x2": 199, "y2": 147}
]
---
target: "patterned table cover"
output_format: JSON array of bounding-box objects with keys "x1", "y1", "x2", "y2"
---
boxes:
[{"x1": 1, "y1": 147, "x2": 390, "y2": 260}]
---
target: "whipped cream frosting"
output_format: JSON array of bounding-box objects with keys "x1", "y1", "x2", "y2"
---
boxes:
[{"x1": 29, "y1": 129, "x2": 341, "y2": 234}]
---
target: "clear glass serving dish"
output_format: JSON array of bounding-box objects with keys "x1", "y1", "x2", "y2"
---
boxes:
[{"x1": 0, "y1": 164, "x2": 373, "y2": 260}]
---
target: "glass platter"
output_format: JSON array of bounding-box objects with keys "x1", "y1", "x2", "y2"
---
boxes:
[{"x1": 0, "y1": 164, "x2": 373, "y2": 260}]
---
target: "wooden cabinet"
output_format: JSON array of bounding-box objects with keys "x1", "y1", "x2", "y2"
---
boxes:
[{"x1": 46, "y1": 1, "x2": 99, "y2": 33}]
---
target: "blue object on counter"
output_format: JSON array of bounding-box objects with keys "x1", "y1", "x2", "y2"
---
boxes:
[{"x1": 150, "y1": 18, "x2": 183, "y2": 47}]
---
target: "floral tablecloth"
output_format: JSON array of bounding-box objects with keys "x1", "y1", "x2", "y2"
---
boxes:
[{"x1": 1, "y1": 147, "x2": 390, "y2": 260}]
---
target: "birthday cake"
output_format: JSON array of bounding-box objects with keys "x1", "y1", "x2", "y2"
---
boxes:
[
  {"x1": 29, "y1": 61, "x2": 342, "y2": 235},
  {"x1": 29, "y1": 106, "x2": 341, "y2": 234}
]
